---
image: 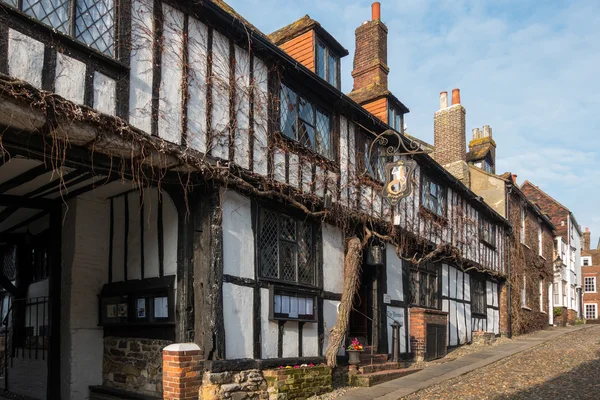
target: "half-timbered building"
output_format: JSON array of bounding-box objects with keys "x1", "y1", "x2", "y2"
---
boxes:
[{"x1": 0, "y1": 0, "x2": 509, "y2": 398}]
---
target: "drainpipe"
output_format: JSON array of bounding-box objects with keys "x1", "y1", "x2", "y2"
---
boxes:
[{"x1": 506, "y1": 185, "x2": 513, "y2": 338}]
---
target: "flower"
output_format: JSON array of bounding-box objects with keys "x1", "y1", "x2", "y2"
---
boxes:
[
  {"x1": 308, "y1": 363, "x2": 315, "y2": 367},
  {"x1": 285, "y1": 366, "x2": 292, "y2": 369},
  {"x1": 300, "y1": 364, "x2": 308, "y2": 367},
  {"x1": 347, "y1": 337, "x2": 364, "y2": 351},
  {"x1": 293, "y1": 365, "x2": 300, "y2": 369},
  {"x1": 279, "y1": 366, "x2": 284, "y2": 369}
]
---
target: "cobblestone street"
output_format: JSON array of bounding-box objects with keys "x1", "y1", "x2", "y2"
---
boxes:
[{"x1": 402, "y1": 325, "x2": 600, "y2": 399}]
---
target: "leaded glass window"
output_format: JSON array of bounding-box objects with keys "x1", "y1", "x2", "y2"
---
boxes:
[
  {"x1": 388, "y1": 106, "x2": 403, "y2": 132},
  {"x1": 3, "y1": 0, "x2": 115, "y2": 56},
  {"x1": 471, "y1": 276, "x2": 486, "y2": 315},
  {"x1": 409, "y1": 261, "x2": 439, "y2": 309},
  {"x1": 480, "y1": 219, "x2": 497, "y2": 246},
  {"x1": 279, "y1": 84, "x2": 332, "y2": 159},
  {"x1": 259, "y1": 209, "x2": 316, "y2": 286},
  {"x1": 315, "y1": 40, "x2": 338, "y2": 88},
  {"x1": 421, "y1": 174, "x2": 446, "y2": 217},
  {"x1": 362, "y1": 135, "x2": 385, "y2": 181}
]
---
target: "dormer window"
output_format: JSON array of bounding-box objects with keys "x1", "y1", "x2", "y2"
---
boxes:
[
  {"x1": 388, "y1": 106, "x2": 404, "y2": 132},
  {"x1": 316, "y1": 41, "x2": 339, "y2": 88},
  {"x1": 280, "y1": 83, "x2": 332, "y2": 159}
]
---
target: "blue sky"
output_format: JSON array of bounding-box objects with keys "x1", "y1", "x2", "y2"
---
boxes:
[{"x1": 226, "y1": 0, "x2": 600, "y2": 245}]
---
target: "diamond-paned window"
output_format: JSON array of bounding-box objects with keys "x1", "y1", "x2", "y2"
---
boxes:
[
  {"x1": 259, "y1": 209, "x2": 316, "y2": 286},
  {"x1": 75, "y1": 0, "x2": 115, "y2": 56},
  {"x1": 421, "y1": 174, "x2": 446, "y2": 217},
  {"x1": 279, "y1": 83, "x2": 332, "y2": 159},
  {"x1": 4, "y1": 0, "x2": 115, "y2": 57}
]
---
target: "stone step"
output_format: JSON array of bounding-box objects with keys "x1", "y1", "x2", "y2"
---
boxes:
[
  {"x1": 349, "y1": 368, "x2": 421, "y2": 387},
  {"x1": 359, "y1": 353, "x2": 389, "y2": 364},
  {"x1": 358, "y1": 361, "x2": 405, "y2": 374}
]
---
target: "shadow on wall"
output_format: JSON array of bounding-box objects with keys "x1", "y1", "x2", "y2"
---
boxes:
[{"x1": 494, "y1": 351, "x2": 600, "y2": 399}]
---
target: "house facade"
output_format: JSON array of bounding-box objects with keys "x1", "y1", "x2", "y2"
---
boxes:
[
  {"x1": 581, "y1": 228, "x2": 599, "y2": 321},
  {"x1": 0, "y1": 1, "x2": 510, "y2": 399},
  {"x1": 520, "y1": 181, "x2": 582, "y2": 323}
]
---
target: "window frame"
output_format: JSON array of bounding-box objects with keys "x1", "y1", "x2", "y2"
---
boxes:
[
  {"x1": 268, "y1": 286, "x2": 318, "y2": 322},
  {"x1": 387, "y1": 106, "x2": 404, "y2": 133},
  {"x1": 257, "y1": 207, "x2": 319, "y2": 288},
  {"x1": 279, "y1": 83, "x2": 334, "y2": 160},
  {"x1": 470, "y1": 275, "x2": 487, "y2": 316},
  {"x1": 315, "y1": 39, "x2": 339, "y2": 88},
  {"x1": 538, "y1": 224, "x2": 543, "y2": 257},
  {"x1": 521, "y1": 276, "x2": 528, "y2": 309},
  {"x1": 479, "y1": 218, "x2": 497, "y2": 248},
  {"x1": 359, "y1": 132, "x2": 387, "y2": 182},
  {"x1": 520, "y1": 206, "x2": 526, "y2": 244},
  {"x1": 584, "y1": 303, "x2": 597, "y2": 320},
  {"x1": 409, "y1": 261, "x2": 440, "y2": 310},
  {"x1": 539, "y1": 278, "x2": 544, "y2": 312},
  {"x1": 583, "y1": 258, "x2": 590, "y2": 266},
  {"x1": 420, "y1": 174, "x2": 447, "y2": 218},
  {"x1": 584, "y1": 276, "x2": 596, "y2": 293},
  {"x1": 2, "y1": 0, "x2": 118, "y2": 57}
]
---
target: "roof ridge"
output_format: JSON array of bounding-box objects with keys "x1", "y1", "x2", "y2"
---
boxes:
[{"x1": 521, "y1": 180, "x2": 569, "y2": 212}]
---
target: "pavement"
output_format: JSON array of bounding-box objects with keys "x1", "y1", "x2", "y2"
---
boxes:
[{"x1": 339, "y1": 325, "x2": 589, "y2": 400}]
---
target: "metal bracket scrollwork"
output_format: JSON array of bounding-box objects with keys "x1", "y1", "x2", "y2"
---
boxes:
[{"x1": 366, "y1": 129, "x2": 432, "y2": 206}]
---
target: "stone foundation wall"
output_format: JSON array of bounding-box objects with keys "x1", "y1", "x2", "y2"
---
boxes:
[
  {"x1": 554, "y1": 307, "x2": 568, "y2": 327},
  {"x1": 472, "y1": 331, "x2": 496, "y2": 345},
  {"x1": 567, "y1": 309, "x2": 577, "y2": 325},
  {"x1": 409, "y1": 308, "x2": 448, "y2": 361},
  {"x1": 201, "y1": 365, "x2": 332, "y2": 400},
  {"x1": 103, "y1": 337, "x2": 172, "y2": 396}
]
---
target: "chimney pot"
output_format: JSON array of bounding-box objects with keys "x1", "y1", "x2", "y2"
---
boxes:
[
  {"x1": 472, "y1": 128, "x2": 481, "y2": 139},
  {"x1": 439, "y1": 91, "x2": 448, "y2": 109},
  {"x1": 586, "y1": 227, "x2": 590, "y2": 232},
  {"x1": 512, "y1": 174, "x2": 517, "y2": 184},
  {"x1": 483, "y1": 125, "x2": 492, "y2": 138},
  {"x1": 451, "y1": 88, "x2": 461, "y2": 105},
  {"x1": 372, "y1": 2, "x2": 381, "y2": 20}
]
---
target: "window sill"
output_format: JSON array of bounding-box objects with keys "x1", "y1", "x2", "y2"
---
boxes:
[
  {"x1": 521, "y1": 243, "x2": 531, "y2": 250},
  {"x1": 274, "y1": 132, "x2": 339, "y2": 172},
  {"x1": 539, "y1": 255, "x2": 546, "y2": 260},
  {"x1": 521, "y1": 306, "x2": 532, "y2": 311},
  {"x1": 480, "y1": 240, "x2": 497, "y2": 251}
]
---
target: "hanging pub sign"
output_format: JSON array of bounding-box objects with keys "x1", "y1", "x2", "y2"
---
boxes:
[{"x1": 383, "y1": 160, "x2": 416, "y2": 205}]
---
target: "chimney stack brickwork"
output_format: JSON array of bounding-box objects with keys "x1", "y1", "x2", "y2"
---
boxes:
[
  {"x1": 583, "y1": 228, "x2": 591, "y2": 251},
  {"x1": 352, "y1": 20, "x2": 389, "y2": 91},
  {"x1": 433, "y1": 89, "x2": 470, "y2": 186}
]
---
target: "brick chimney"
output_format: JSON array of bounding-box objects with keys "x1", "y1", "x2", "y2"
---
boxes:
[
  {"x1": 351, "y1": 2, "x2": 389, "y2": 92},
  {"x1": 583, "y1": 227, "x2": 591, "y2": 251},
  {"x1": 468, "y1": 124, "x2": 497, "y2": 173},
  {"x1": 433, "y1": 89, "x2": 470, "y2": 186}
]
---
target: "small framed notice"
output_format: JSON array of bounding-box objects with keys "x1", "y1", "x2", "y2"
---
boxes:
[
  {"x1": 383, "y1": 294, "x2": 391, "y2": 304},
  {"x1": 107, "y1": 304, "x2": 117, "y2": 318},
  {"x1": 137, "y1": 298, "x2": 146, "y2": 318}
]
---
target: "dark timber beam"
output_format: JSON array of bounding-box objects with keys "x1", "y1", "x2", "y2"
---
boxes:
[{"x1": 0, "y1": 164, "x2": 48, "y2": 194}]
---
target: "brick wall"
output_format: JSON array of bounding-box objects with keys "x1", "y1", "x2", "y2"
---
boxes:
[
  {"x1": 520, "y1": 182, "x2": 569, "y2": 238},
  {"x1": 433, "y1": 104, "x2": 467, "y2": 168},
  {"x1": 409, "y1": 308, "x2": 448, "y2": 361},
  {"x1": 351, "y1": 20, "x2": 388, "y2": 91},
  {"x1": 104, "y1": 337, "x2": 172, "y2": 396},
  {"x1": 583, "y1": 265, "x2": 600, "y2": 322},
  {"x1": 163, "y1": 344, "x2": 202, "y2": 400}
]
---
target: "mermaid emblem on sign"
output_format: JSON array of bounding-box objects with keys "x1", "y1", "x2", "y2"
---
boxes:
[{"x1": 383, "y1": 160, "x2": 416, "y2": 205}]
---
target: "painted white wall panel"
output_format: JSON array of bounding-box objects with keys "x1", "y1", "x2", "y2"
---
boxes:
[
  {"x1": 323, "y1": 224, "x2": 344, "y2": 293},
  {"x1": 465, "y1": 303, "x2": 472, "y2": 342},
  {"x1": 8, "y1": 30, "x2": 44, "y2": 89},
  {"x1": 456, "y1": 270, "x2": 464, "y2": 300},
  {"x1": 340, "y1": 116, "x2": 348, "y2": 204},
  {"x1": 158, "y1": 4, "x2": 184, "y2": 144},
  {"x1": 274, "y1": 149, "x2": 286, "y2": 183},
  {"x1": 93, "y1": 72, "x2": 116, "y2": 115},
  {"x1": 211, "y1": 30, "x2": 230, "y2": 160},
  {"x1": 187, "y1": 17, "x2": 209, "y2": 153},
  {"x1": 486, "y1": 281, "x2": 493, "y2": 306},
  {"x1": 55, "y1": 53, "x2": 86, "y2": 104},
  {"x1": 143, "y1": 189, "x2": 160, "y2": 279},
  {"x1": 442, "y1": 264, "x2": 449, "y2": 297},
  {"x1": 111, "y1": 196, "x2": 125, "y2": 282},
  {"x1": 127, "y1": 191, "x2": 142, "y2": 280},
  {"x1": 492, "y1": 282, "x2": 498, "y2": 307},
  {"x1": 315, "y1": 166, "x2": 325, "y2": 198},
  {"x1": 233, "y1": 45, "x2": 250, "y2": 169},
  {"x1": 222, "y1": 190, "x2": 254, "y2": 280},
  {"x1": 223, "y1": 282, "x2": 253, "y2": 359},
  {"x1": 162, "y1": 193, "x2": 178, "y2": 277},
  {"x1": 302, "y1": 322, "x2": 319, "y2": 357},
  {"x1": 301, "y1": 161, "x2": 312, "y2": 193},
  {"x1": 457, "y1": 302, "x2": 466, "y2": 344},
  {"x1": 464, "y1": 272, "x2": 471, "y2": 302},
  {"x1": 323, "y1": 300, "x2": 342, "y2": 356},
  {"x1": 327, "y1": 171, "x2": 337, "y2": 202},
  {"x1": 129, "y1": 0, "x2": 154, "y2": 133},
  {"x1": 449, "y1": 300, "x2": 457, "y2": 346},
  {"x1": 386, "y1": 244, "x2": 403, "y2": 302},
  {"x1": 449, "y1": 266, "x2": 457, "y2": 299},
  {"x1": 253, "y1": 57, "x2": 268, "y2": 175},
  {"x1": 282, "y1": 322, "x2": 299, "y2": 358},
  {"x1": 288, "y1": 153, "x2": 300, "y2": 188},
  {"x1": 261, "y1": 289, "x2": 279, "y2": 359}
]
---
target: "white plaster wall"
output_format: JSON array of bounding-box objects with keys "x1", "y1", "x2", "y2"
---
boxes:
[
  {"x1": 187, "y1": 17, "x2": 209, "y2": 153},
  {"x1": 386, "y1": 306, "x2": 407, "y2": 354},
  {"x1": 129, "y1": 0, "x2": 155, "y2": 133},
  {"x1": 322, "y1": 224, "x2": 343, "y2": 294},
  {"x1": 8, "y1": 29, "x2": 44, "y2": 89},
  {"x1": 55, "y1": 53, "x2": 86, "y2": 104},
  {"x1": 282, "y1": 322, "x2": 299, "y2": 358},
  {"x1": 301, "y1": 161, "x2": 312, "y2": 193},
  {"x1": 322, "y1": 300, "x2": 343, "y2": 357},
  {"x1": 127, "y1": 191, "x2": 143, "y2": 280},
  {"x1": 274, "y1": 149, "x2": 286, "y2": 183},
  {"x1": 253, "y1": 57, "x2": 268, "y2": 176},
  {"x1": 61, "y1": 197, "x2": 109, "y2": 399},
  {"x1": 302, "y1": 322, "x2": 319, "y2": 357},
  {"x1": 223, "y1": 282, "x2": 253, "y2": 359},
  {"x1": 289, "y1": 154, "x2": 300, "y2": 189},
  {"x1": 340, "y1": 116, "x2": 348, "y2": 205},
  {"x1": 260, "y1": 288, "x2": 278, "y2": 359},
  {"x1": 386, "y1": 244, "x2": 403, "y2": 302},
  {"x1": 158, "y1": 4, "x2": 184, "y2": 144},
  {"x1": 315, "y1": 166, "x2": 325, "y2": 198},
  {"x1": 143, "y1": 189, "x2": 160, "y2": 278},
  {"x1": 222, "y1": 190, "x2": 254, "y2": 279},
  {"x1": 111, "y1": 196, "x2": 126, "y2": 282},
  {"x1": 162, "y1": 193, "x2": 178, "y2": 277},
  {"x1": 93, "y1": 72, "x2": 117, "y2": 115},
  {"x1": 233, "y1": 45, "x2": 251, "y2": 170},
  {"x1": 211, "y1": 30, "x2": 230, "y2": 160}
]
